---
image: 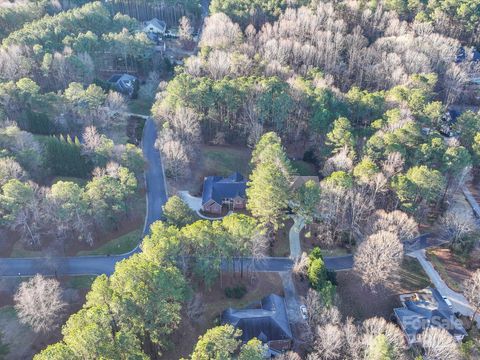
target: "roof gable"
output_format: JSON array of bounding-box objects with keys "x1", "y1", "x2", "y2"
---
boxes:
[{"x1": 202, "y1": 173, "x2": 247, "y2": 205}]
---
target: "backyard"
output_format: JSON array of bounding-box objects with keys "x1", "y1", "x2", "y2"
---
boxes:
[
  {"x1": 336, "y1": 257, "x2": 431, "y2": 321},
  {"x1": 162, "y1": 273, "x2": 284, "y2": 359}
]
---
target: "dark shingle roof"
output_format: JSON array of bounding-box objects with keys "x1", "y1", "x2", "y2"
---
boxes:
[
  {"x1": 222, "y1": 294, "x2": 292, "y2": 344},
  {"x1": 394, "y1": 288, "x2": 467, "y2": 340},
  {"x1": 201, "y1": 172, "x2": 247, "y2": 205}
]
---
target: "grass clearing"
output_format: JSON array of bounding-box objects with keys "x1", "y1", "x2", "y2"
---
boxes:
[
  {"x1": 201, "y1": 146, "x2": 251, "y2": 177},
  {"x1": 128, "y1": 98, "x2": 153, "y2": 116},
  {"x1": 77, "y1": 228, "x2": 142, "y2": 256},
  {"x1": 9, "y1": 242, "x2": 43, "y2": 258},
  {"x1": 66, "y1": 275, "x2": 96, "y2": 290},
  {"x1": 397, "y1": 257, "x2": 431, "y2": 291}
]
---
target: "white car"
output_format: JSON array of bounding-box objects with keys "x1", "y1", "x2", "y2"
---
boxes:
[
  {"x1": 442, "y1": 296, "x2": 453, "y2": 309},
  {"x1": 300, "y1": 305, "x2": 307, "y2": 320}
]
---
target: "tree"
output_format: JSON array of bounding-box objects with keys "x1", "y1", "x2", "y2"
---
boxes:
[
  {"x1": 311, "y1": 323, "x2": 344, "y2": 360},
  {"x1": 440, "y1": 208, "x2": 476, "y2": 251},
  {"x1": 391, "y1": 166, "x2": 445, "y2": 211},
  {"x1": 163, "y1": 195, "x2": 196, "y2": 228},
  {"x1": 60, "y1": 306, "x2": 147, "y2": 359},
  {"x1": 14, "y1": 275, "x2": 66, "y2": 333},
  {"x1": 0, "y1": 157, "x2": 25, "y2": 186},
  {"x1": 366, "y1": 334, "x2": 396, "y2": 360},
  {"x1": 190, "y1": 325, "x2": 241, "y2": 360},
  {"x1": 247, "y1": 132, "x2": 292, "y2": 231},
  {"x1": 33, "y1": 343, "x2": 76, "y2": 360},
  {"x1": 179, "y1": 16, "x2": 193, "y2": 46},
  {"x1": 326, "y1": 117, "x2": 355, "y2": 155},
  {"x1": 353, "y1": 157, "x2": 380, "y2": 185},
  {"x1": 238, "y1": 338, "x2": 265, "y2": 360},
  {"x1": 463, "y1": 269, "x2": 480, "y2": 327},
  {"x1": 369, "y1": 209, "x2": 418, "y2": 243},
  {"x1": 108, "y1": 254, "x2": 188, "y2": 355},
  {"x1": 354, "y1": 231, "x2": 403, "y2": 289},
  {"x1": 418, "y1": 327, "x2": 461, "y2": 360},
  {"x1": 292, "y1": 180, "x2": 320, "y2": 224}
]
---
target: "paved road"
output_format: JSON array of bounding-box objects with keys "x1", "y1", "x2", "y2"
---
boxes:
[{"x1": 142, "y1": 118, "x2": 168, "y2": 236}]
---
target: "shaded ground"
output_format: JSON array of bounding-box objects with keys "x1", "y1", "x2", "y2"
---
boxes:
[
  {"x1": 426, "y1": 247, "x2": 474, "y2": 292},
  {"x1": 163, "y1": 273, "x2": 283, "y2": 360},
  {"x1": 336, "y1": 258, "x2": 431, "y2": 321},
  {"x1": 0, "y1": 276, "x2": 93, "y2": 360},
  {"x1": 272, "y1": 219, "x2": 294, "y2": 257},
  {"x1": 301, "y1": 224, "x2": 352, "y2": 256},
  {"x1": 4, "y1": 194, "x2": 145, "y2": 258}
]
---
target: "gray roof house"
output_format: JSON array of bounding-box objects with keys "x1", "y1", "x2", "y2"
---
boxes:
[
  {"x1": 142, "y1": 18, "x2": 167, "y2": 35},
  {"x1": 222, "y1": 294, "x2": 293, "y2": 355},
  {"x1": 201, "y1": 172, "x2": 247, "y2": 215},
  {"x1": 108, "y1": 74, "x2": 138, "y2": 97},
  {"x1": 394, "y1": 288, "x2": 467, "y2": 346}
]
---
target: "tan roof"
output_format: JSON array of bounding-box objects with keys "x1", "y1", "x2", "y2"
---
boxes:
[{"x1": 290, "y1": 176, "x2": 319, "y2": 191}]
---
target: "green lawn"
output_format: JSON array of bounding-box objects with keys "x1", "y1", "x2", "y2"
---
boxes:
[
  {"x1": 398, "y1": 257, "x2": 431, "y2": 291},
  {"x1": 292, "y1": 160, "x2": 317, "y2": 176},
  {"x1": 66, "y1": 275, "x2": 97, "y2": 290},
  {"x1": 9, "y1": 242, "x2": 43, "y2": 258},
  {"x1": 201, "y1": 146, "x2": 251, "y2": 178},
  {"x1": 77, "y1": 228, "x2": 142, "y2": 256}
]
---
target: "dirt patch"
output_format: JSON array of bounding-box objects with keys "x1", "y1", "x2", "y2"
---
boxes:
[
  {"x1": 0, "y1": 229, "x2": 20, "y2": 257},
  {"x1": 163, "y1": 273, "x2": 284, "y2": 360},
  {"x1": 126, "y1": 116, "x2": 146, "y2": 145},
  {"x1": 0, "y1": 276, "x2": 90, "y2": 360},
  {"x1": 427, "y1": 247, "x2": 475, "y2": 292}
]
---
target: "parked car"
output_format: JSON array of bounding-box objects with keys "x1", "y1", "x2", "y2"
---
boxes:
[
  {"x1": 300, "y1": 305, "x2": 307, "y2": 320},
  {"x1": 443, "y1": 296, "x2": 453, "y2": 309}
]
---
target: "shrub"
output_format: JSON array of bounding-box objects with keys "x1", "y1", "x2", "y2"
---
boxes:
[{"x1": 224, "y1": 285, "x2": 247, "y2": 299}]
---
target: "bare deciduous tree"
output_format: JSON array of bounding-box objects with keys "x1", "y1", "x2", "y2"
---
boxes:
[
  {"x1": 440, "y1": 208, "x2": 476, "y2": 244},
  {"x1": 322, "y1": 146, "x2": 354, "y2": 177},
  {"x1": 463, "y1": 269, "x2": 480, "y2": 326},
  {"x1": 362, "y1": 317, "x2": 406, "y2": 359},
  {"x1": 14, "y1": 275, "x2": 67, "y2": 333},
  {"x1": 310, "y1": 323, "x2": 344, "y2": 360},
  {"x1": 200, "y1": 13, "x2": 242, "y2": 49},
  {"x1": 354, "y1": 231, "x2": 403, "y2": 289},
  {"x1": 369, "y1": 209, "x2": 419, "y2": 243},
  {"x1": 418, "y1": 327, "x2": 461, "y2": 360},
  {"x1": 0, "y1": 157, "x2": 25, "y2": 186}
]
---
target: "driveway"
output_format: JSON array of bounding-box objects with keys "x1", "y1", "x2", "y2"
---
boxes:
[
  {"x1": 178, "y1": 190, "x2": 231, "y2": 220},
  {"x1": 409, "y1": 250, "x2": 480, "y2": 324}
]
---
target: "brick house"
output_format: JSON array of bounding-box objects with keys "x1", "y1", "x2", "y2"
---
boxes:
[{"x1": 201, "y1": 173, "x2": 247, "y2": 215}]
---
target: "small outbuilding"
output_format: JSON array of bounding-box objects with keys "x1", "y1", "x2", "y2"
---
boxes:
[{"x1": 142, "y1": 18, "x2": 167, "y2": 36}]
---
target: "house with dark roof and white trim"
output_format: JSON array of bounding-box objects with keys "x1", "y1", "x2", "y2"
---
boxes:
[{"x1": 222, "y1": 294, "x2": 293, "y2": 356}]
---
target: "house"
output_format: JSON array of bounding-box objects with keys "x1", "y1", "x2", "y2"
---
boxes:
[
  {"x1": 222, "y1": 294, "x2": 293, "y2": 356},
  {"x1": 108, "y1": 74, "x2": 138, "y2": 98},
  {"x1": 393, "y1": 288, "x2": 467, "y2": 346},
  {"x1": 201, "y1": 172, "x2": 247, "y2": 215},
  {"x1": 142, "y1": 18, "x2": 166, "y2": 36}
]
